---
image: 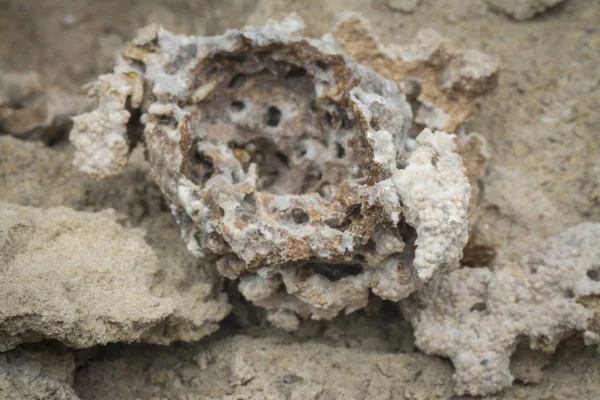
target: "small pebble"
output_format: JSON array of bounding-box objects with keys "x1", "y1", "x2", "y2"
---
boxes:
[
  {"x1": 514, "y1": 388, "x2": 527, "y2": 399},
  {"x1": 62, "y1": 14, "x2": 79, "y2": 28}
]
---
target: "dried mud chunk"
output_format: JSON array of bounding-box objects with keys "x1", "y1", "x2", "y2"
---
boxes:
[
  {"x1": 0, "y1": 202, "x2": 230, "y2": 349},
  {"x1": 402, "y1": 223, "x2": 600, "y2": 395},
  {"x1": 0, "y1": 71, "x2": 87, "y2": 143},
  {"x1": 332, "y1": 14, "x2": 499, "y2": 133},
  {"x1": 140, "y1": 213, "x2": 231, "y2": 344},
  {"x1": 71, "y1": 15, "x2": 470, "y2": 327},
  {"x1": 0, "y1": 201, "x2": 174, "y2": 350}
]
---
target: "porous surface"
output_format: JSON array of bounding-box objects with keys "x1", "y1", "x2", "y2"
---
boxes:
[
  {"x1": 487, "y1": 0, "x2": 569, "y2": 20},
  {"x1": 70, "y1": 16, "x2": 471, "y2": 326},
  {"x1": 402, "y1": 222, "x2": 600, "y2": 395},
  {"x1": 332, "y1": 14, "x2": 499, "y2": 133},
  {"x1": 0, "y1": 71, "x2": 86, "y2": 143},
  {"x1": 0, "y1": 345, "x2": 80, "y2": 400},
  {"x1": 1, "y1": 1, "x2": 599, "y2": 397}
]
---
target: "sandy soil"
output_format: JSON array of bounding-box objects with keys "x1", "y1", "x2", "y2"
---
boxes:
[{"x1": 1, "y1": 0, "x2": 599, "y2": 398}]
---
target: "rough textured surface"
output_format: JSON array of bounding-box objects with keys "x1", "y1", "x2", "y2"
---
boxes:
[
  {"x1": 140, "y1": 213, "x2": 231, "y2": 344},
  {"x1": 0, "y1": 0, "x2": 599, "y2": 397},
  {"x1": 0, "y1": 201, "x2": 172, "y2": 350},
  {"x1": 487, "y1": 0, "x2": 569, "y2": 20},
  {"x1": 403, "y1": 223, "x2": 600, "y2": 395},
  {"x1": 70, "y1": 71, "x2": 136, "y2": 179},
  {"x1": 0, "y1": 201, "x2": 229, "y2": 350},
  {"x1": 70, "y1": 16, "x2": 471, "y2": 327},
  {"x1": 0, "y1": 344, "x2": 80, "y2": 400},
  {"x1": 332, "y1": 14, "x2": 499, "y2": 133},
  {"x1": 0, "y1": 71, "x2": 86, "y2": 143}
]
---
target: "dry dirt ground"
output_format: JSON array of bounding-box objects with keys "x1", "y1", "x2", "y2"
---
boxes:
[{"x1": 0, "y1": 0, "x2": 599, "y2": 399}]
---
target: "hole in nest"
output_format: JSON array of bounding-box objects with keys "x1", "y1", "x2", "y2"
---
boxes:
[
  {"x1": 265, "y1": 106, "x2": 282, "y2": 127},
  {"x1": 335, "y1": 142, "x2": 346, "y2": 158},
  {"x1": 341, "y1": 115, "x2": 352, "y2": 130},
  {"x1": 346, "y1": 203, "x2": 362, "y2": 218},
  {"x1": 291, "y1": 208, "x2": 310, "y2": 224},
  {"x1": 587, "y1": 268, "x2": 600, "y2": 282},
  {"x1": 286, "y1": 67, "x2": 307, "y2": 79},
  {"x1": 231, "y1": 101, "x2": 245, "y2": 112},
  {"x1": 275, "y1": 151, "x2": 290, "y2": 168},
  {"x1": 219, "y1": 207, "x2": 225, "y2": 217},
  {"x1": 191, "y1": 151, "x2": 215, "y2": 183},
  {"x1": 228, "y1": 73, "x2": 247, "y2": 89},
  {"x1": 369, "y1": 119, "x2": 381, "y2": 131},
  {"x1": 315, "y1": 60, "x2": 330, "y2": 71},
  {"x1": 236, "y1": 193, "x2": 257, "y2": 222},
  {"x1": 299, "y1": 262, "x2": 363, "y2": 282},
  {"x1": 470, "y1": 302, "x2": 487, "y2": 312}
]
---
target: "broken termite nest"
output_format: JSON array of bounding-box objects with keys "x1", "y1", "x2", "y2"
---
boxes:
[{"x1": 71, "y1": 15, "x2": 471, "y2": 330}]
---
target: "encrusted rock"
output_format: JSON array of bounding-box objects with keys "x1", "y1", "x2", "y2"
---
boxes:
[
  {"x1": 402, "y1": 223, "x2": 600, "y2": 395},
  {"x1": 486, "y1": 0, "x2": 568, "y2": 20},
  {"x1": 0, "y1": 201, "x2": 228, "y2": 350},
  {"x1": 0, "y1": 71, "x2": 87, "y2": 143},
  {"x1": 0, "y1": 201, "x2": 172, "y2": 350},
  {"x1": 71, "y1": 15, "x2": 470, "y2": 328},
  {"x1": 332, "y1": 14, "x2": 499, "y2": 133}
]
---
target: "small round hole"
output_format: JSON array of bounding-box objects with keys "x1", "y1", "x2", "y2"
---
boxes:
[
  {"x1": 291, "y1": 208, "x2": 310, "y2": 224},
  {"x1": 470, "y1": 302, "x2": 487, "y2": 312},
  {"x1": 286, "y1": 67, "x2": 307, "y2": 79},
  {"x1": 265, "y1": 106, "x2": 282, "y2": 127},
  {"x1": 587, "y1": 269, "x2": 600, "y2": 282},
  {"x1": 315, "y1": 60, "x2": 330, "y2": 71},
  {"x1": 335, "y1": 143, "x2": 345, "y2": 158},
  {"x1": 231, "y1": 101, "x2": 245, "y2": 112},
  {"x1": 275, "y1": 152, "x2": 290, "y2": 168}
]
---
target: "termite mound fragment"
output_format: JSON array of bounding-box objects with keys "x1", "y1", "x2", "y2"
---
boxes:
[{"x1": 71, "y1": 15, "x2": 470, "y2": 329}]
